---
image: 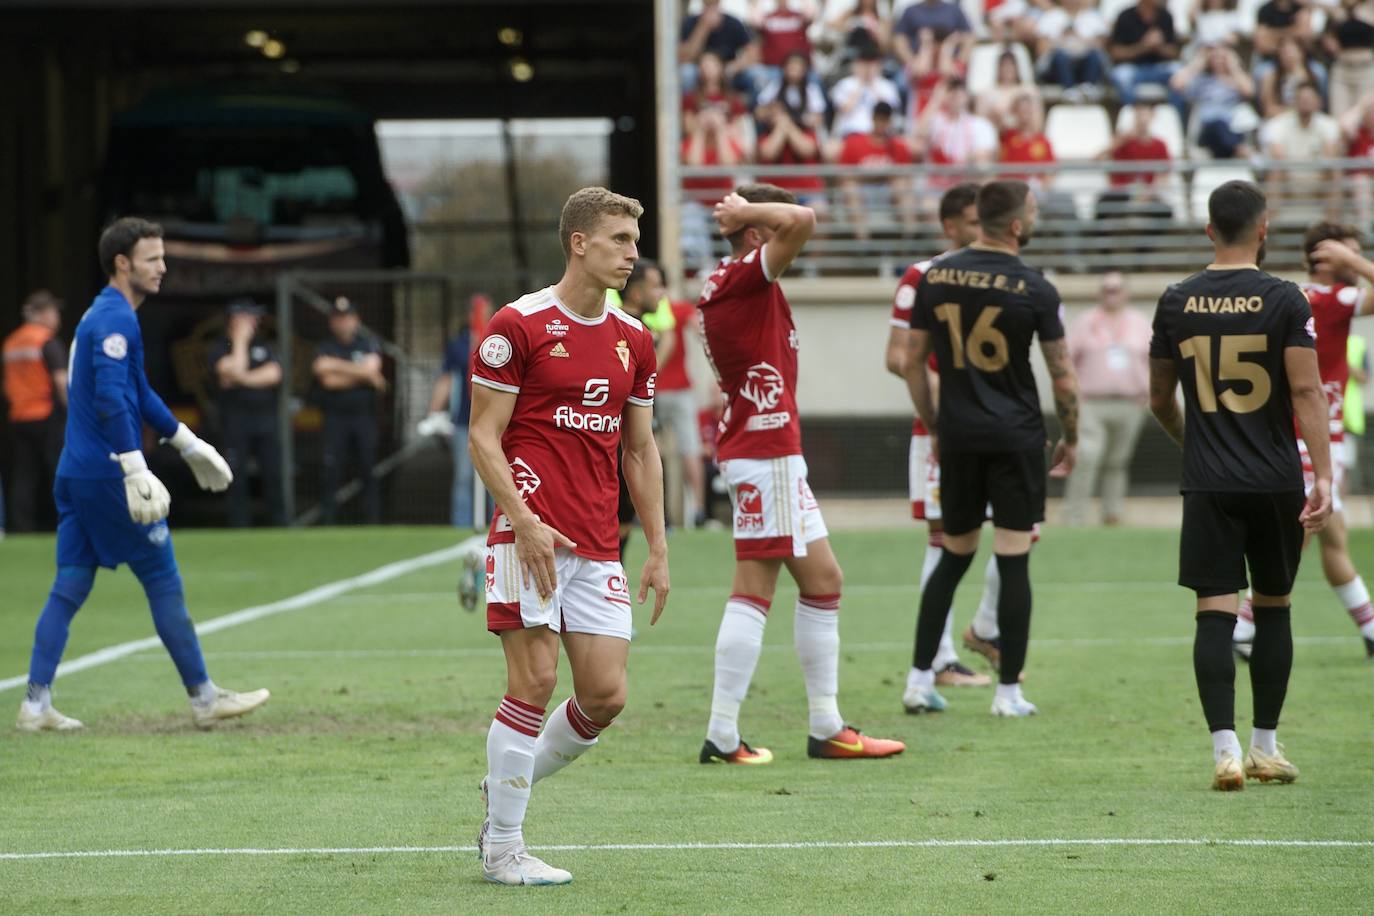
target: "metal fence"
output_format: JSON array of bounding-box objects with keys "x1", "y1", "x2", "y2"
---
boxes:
[{"x1": 678, "y1": 158, "x2": 1374, "y2": 276}]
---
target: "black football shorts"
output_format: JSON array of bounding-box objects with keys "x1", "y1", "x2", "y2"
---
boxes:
[
  {"x1": 1178, "y1": 490, "x2": 1306, "y2": 596},
  {"x1": 939, "y1": 447, "x2": 1046, "y2": 536}
]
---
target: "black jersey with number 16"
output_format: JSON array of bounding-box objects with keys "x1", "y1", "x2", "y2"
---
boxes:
[
  {"x1": 1149, "y1": 267, "x2": 1315, "y2": 493},
  {"x1": 911, "y1": 245, "x2": 1065, "y2": 451}
]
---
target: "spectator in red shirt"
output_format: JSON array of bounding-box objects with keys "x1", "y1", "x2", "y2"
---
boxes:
[
  {"x1": 751, "y1": 0, "x2": 815, "y2": 70},
  {"x1": 837, "y1": 101, "x2": 917, "y2": 239},
  {"x1": 681, "y1": 106, "x2": 747, "y2": 272},
  {"x1": 683, "y1": 51, "x2": 752, "y2": 153},
  {"x1": 1096, "y1": 103, "x2": 1174, "y2": 221},
  {"x1": 757, "y1": 99, "x2": 828, "y2": 209},
  {"x1": 1340, "y1": 91, "x2": 1374, "y2": 226},
  {"x1": 999, "y1": 91, "x2": 1056, "y2": 191}
]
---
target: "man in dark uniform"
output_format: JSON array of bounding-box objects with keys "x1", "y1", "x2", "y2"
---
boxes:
[
  {"x1": 210, "y1": 299, "x2": 285, "y2": 527},
  {"x1": 1148, "y1": 180, "x2": 1332, "y2": 791},
  {"x1": 3, "y1": 290, "x2": 67, "y2": 531},
  {"x1": 312, "y1": 296, "x2": 384, "y2": 524},
  {"x1": 905, "y1": 180, "x2": 1081, "y2": 718}
]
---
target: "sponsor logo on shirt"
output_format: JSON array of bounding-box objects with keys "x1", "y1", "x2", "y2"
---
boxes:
[
  {"x1": 550, "y1": 342, "x2": 570, "y2": 358},
  {"x1": 735, "y1": 482, "x2": 764, "y2": 533},
  {"x1": 480, "y1": 334, "x2": 513, "y2": 368},
  {"x1": 582, "y1": 378, "x2": 610, "y2": 407},
  {"x1": 102, "y1": 333, "x2": 128, "y2": 360},
  {"x1": 554, "y1": 406, "x2": 622, "y2": 433},
  {"x1": 545, "y1": 318, "x2": 569, "y2": 337},
  {"x1": 739, "y1": 363, "x2": 790, "y2": 431}
]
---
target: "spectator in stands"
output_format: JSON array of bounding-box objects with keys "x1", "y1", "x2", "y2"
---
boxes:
[
  {"x1": 1189, "y1": 0, "x2": 1246, "y2": 49},
  {"x1": 757, "y1": 51, "x2": 827, "y2": 132},
  {"x1": 751, "y1": 0, "x2": 817, "y2": 82},
  {"x1": 1096, "y1": 104, "x2": 1174, "y2": 221},
  {"x1": 1063, "y1": 271, "x2": 1153, "y2": 527},
  {"x1": 683, "y1": 51, "x2": 752, "y2": 153},
  {"x1": 977, "y1": 49, "x2": 1043, "y2": 129},
  {"x1": 757, "y1": 98, "x2": 829, "y2": 209},
  {"x1": 1259, "y1": 34, "x2": 1329, "y2": 118},
  {"x1": 681, "y1": 106, "x2": 747, "y2": 272},
  {"x1": 894, "y1": 0, "x2": 975, "y2": 113},
  {"x1": 988, "y1": 0, "x2": 1051, "y2": 44},
  {"x1": 2, "y1": 290, "x2": 65, "y2": 532},
  {"x1": 1036, "y1": 0, "x2": 1111, "y2": 99},
  {"x1": 825, "y1": 0, "x2": 893, "y2": 59},
  {"x1": 1339, "y1": 91, "x2": 1374, "y2": 224},
  {"x1": 829, "y1": 40, "x2": 904, "y2": 137},
  {"x1": 838, "y1": 100, "x2": 917, "y2": 238},
  {"x1": 679, "y1": 0, "x2": 761, "y2": 95},
  {"x1": 1170, "y1": 44, "x2": 1256, "y2": 159},
  {"x1": 1253, "y1": 0, "x2": 1314, "y2": 66},
  {"x1": 1107, "y1": 0, "x2": 1185, "y2": 114},
  {"x1": 1263, "y1": 81, "x2": 1342, "y2": 217},
  {"x1": 999, "y1": 90, "x2": 1056, "y2": 193},
  {"x1": 1323, "y1": 0, "x2": 1374, "y2": 117},
  {"x1": 918, "y1": 78, "x2": 999, "y2": 201}
]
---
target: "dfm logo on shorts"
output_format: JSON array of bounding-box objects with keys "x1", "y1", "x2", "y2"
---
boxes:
[
  {"x1": 553, "y1": 378, "x2": 621, "y2": 433},
  {"x1": 510, "y1": 457, "x2": 542, "y2": 498},
  {"x1": 735, "y1": 482, "x2": 765, "y2": 533},
  {"x1": 739, "y1": 362, "x2": 790, "y2": 432}
]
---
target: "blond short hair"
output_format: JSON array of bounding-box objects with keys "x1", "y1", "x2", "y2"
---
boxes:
[{"x1": 559, "y1": 187, "x2": 643, "y2": 259}]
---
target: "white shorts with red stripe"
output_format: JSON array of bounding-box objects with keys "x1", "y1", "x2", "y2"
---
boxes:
[
  {"x1": 485, "y1": 544, "x2": 632, "y2": 640},
  {"x1": 909, "y1": 432, "x2": 941, "y2": 521},
  {"x1": 720, "y1": 454, "x2": 829, "y2": 560},
  {"x1": 1300, "y1": 437, "x2": 1345, "y2": 514}
]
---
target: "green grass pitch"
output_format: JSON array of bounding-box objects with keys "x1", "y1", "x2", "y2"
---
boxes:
[{"x1": 0, "y1": 524, "x2": 1371, "y2": 914}]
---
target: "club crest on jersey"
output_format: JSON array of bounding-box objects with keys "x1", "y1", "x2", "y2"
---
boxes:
[
  {"x1": 1305, "y1": 317, "x2": 1316, "y2": 339},
  {"x1": 740, "y1": 362, "x2": 785, "y2": 411},
  {"x1": 735, "y1": 483, "x2": 765, "y2": 533},
  {"x1": 102, "y1": 333, "x2": 128, "y2": 360},
  {"x1": 509, "y1": 457, "x2": 542, "y2": 498},
  {"x1": 550, "y1": 342, "x2": 570, "y2": 358},
  {"x1": 615, "y1": 339, "x2": 630, "y2": 372}
]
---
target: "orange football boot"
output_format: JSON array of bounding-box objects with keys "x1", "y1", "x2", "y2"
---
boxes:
[{"x1": 807, "y1": 726, "x2": 906, "y2": 759}]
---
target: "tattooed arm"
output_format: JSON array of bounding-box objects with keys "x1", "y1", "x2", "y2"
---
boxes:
[
  {"x1": 1040, "y1": 337, "x2": 1079, "y2": 477},
  {"x1": 1148, "y1": 357, "x2": 1185, "y2": 447}
]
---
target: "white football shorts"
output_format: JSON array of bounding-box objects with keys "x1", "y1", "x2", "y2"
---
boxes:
[
  {"x1": 485, "y1": 544, "x2": 632, "y2": 640},
  {"x1": 909, "y1": 432, "x2": 941, "y2": 521},
  {"x1": 720, "y1": 454, "x2": 828, "y2": 560},
  {"x1": 1300, "y1": 437, "x2": 1345, "y2": 514}
]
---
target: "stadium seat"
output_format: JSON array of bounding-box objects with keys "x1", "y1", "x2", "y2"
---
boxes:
[
  {"x1": 962, "y1": 0, "x2": 988, "y2": 38},
  {"x1": 966, "y1": 42, "x2": 1036, "y2": 96},
  {"x1": 1189, "y1": 164, "x2": 1255, "y2": 222},
  {"x1": 1046, "y1": 104, "x2": 1113, "y2": 160},
  {"x1": 1170, "y1": 0, "x2": 1193, "y2": 37},
  {"x1": 1116, "y1": 104, "x2": 1186, "y2": 159}
]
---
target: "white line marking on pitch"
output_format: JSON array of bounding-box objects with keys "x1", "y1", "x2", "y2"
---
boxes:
[
  {"x1": 0, "y1": 535, "x2": 485, "y2": 694},
  {"x1": 2, "y1": 838, "x2": 1372, "y2": 861}
]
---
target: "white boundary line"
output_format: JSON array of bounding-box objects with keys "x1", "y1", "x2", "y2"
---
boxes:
[
  {"x1": 0, "y1": 535, "x2": 486, "y2": 694},
  {"x1": 2, "y1": 838, "x2": 1372, "y2": 861}
]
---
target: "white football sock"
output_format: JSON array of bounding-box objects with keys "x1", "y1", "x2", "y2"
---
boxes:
[
  {"x1": 1250, "y1": 727, "x2": 1277, "y2": 756},
  {"x1": 1334, "y1": 577, "x2": 1374, "y2": 638},
  {"x1": 533, "y1": 696, "x2": 608, "y2": 784},
  {"x1": 972, "y1": 553, "x2": 1001, "y2": 640},
  {"x1": 1233, "y1": 592, "x2": 1256, "y2": 642},
  {"x1": 1212, "y1": 728, "x2": 1242, "y2": 763},
  {"x1": 907, "y1": 666, "x2": 935, "y2": 693},
  {"x1": 919, "y1": 537, "x2": 943, "y2": 591},
  {"x1": 795, "y1": 594, "x2": 844, "y2": 740},
  {"x1": 995, "y1": 682, "x2": 1021, "y2": 704},
  {"x1": 23, "y1": 684, "x2": 52, "y2": 713},
  {"x1": 486, "y1": 695, "x2": 543, "y2": 849},
  {"x1": 706, "y1": 595, "x2": 769, "y2": 752}
]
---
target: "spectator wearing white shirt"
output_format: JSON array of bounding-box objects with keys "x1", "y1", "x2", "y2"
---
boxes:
[
  {"x1": 917, "y1": 78, "x2": 998, "y2": 201},
  {"x1": 1036, "y1": 0, "x2": 1110, "y2": 97},
  {"x1": 756, "y1": 51, "x2": 828, "y2": 132},
  {"x1": 1263, "y1": 81, "x2": 1342, "y2": 217},
  {"x1": 829, "y1": 41, "x2": 904, "y2": 137},
  {"x1": 1189, "y1": 0, "x2": 1247, "y2": 49}
]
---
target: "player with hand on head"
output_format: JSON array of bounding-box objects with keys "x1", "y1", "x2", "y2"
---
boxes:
[
  {"x1": 469, "y1": 187, "x2": 669, "y2": 886},
  {"x1": 16, "y1": 217, "x2": 268, "y2": 733},
  {"x1": 905, "y1": 180, "x2": 1079, "y2": 718},
  {"x1": 1148, "y1": 181, "x2": 1331, "y2": 790},
  {"x1": 697, "y1": 183, "x2": 906, "y2": 765},
  {"x1": 1231, "y1": 221, "x2": 1374, "y2": 659}
]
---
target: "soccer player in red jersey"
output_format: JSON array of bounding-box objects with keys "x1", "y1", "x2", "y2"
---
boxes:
[
  {"x1": 1233, "y1": 221, "x2": 1374, "y2": 659},
  {"x1": 696, "y1": 183, "x2": 906, "y2": 764},
  {"x1": 468, "y1": 187, "x2": 670, "y2": 885}
]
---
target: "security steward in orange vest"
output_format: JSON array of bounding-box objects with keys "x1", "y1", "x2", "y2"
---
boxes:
[{"x1": 3, "y1": 290, "x2": 67, "y2": 531}]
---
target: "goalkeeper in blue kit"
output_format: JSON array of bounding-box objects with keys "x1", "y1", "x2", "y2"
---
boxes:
[{"x1": 16, "y1": 218, "x2": 270, "y2": 732}]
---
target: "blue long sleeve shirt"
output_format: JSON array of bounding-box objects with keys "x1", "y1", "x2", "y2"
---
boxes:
[{"x1": 57, "y1": 285, "x2": 179, "y2": 479}]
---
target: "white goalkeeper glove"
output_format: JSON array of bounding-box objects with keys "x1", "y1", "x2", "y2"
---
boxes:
[
  {"x1": 416, "y1": 411, "x2": 455, "y2": 438},
  {"x1": 116, "y1": 451, "x2": 171, "y2": 525},
  {"x1": 166, "y1": 423, "x2": 234, "y2": 493}
]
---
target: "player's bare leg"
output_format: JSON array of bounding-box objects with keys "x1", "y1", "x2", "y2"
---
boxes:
[
  {"x1": 482, "y1": 626, "x2": 572, "y2": 886},
  {"x1": 702, "y1": 558, "x2": 783, "y2": 765},
  {"x1": 534, "y1": 632, "x2": 627, "y2": 784}
]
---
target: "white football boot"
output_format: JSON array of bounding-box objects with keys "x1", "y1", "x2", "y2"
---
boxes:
[
  {"x1": 191, "y1": 687, "x2": 270, "y2": 729},
  {"x1": 16, "y1": 702, "x2": 84, "y2": 732},
  {"x1": 990, "y1": 694, "x2": 1038, "y2": 717},
  {"x1": 482, "y1": 842, "x2": 572, "y2": 886}
]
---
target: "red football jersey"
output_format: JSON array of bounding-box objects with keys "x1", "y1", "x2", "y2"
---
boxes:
[
  {"x1": 1300, "y1": 281, "x2": 1363, "y2": 442},
  {"x1": 893, "y1": 260, "x2": 941, "y2": 435},
  {"x1": 697, "y1": 245, "x2": 802, "y2": 460},
  {"x1": 471, "y1": 288, "x2": 657, "y2": 560}
]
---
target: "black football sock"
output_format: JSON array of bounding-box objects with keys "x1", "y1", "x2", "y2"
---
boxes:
[
  {"x1": 913, "y1": 549, "x2": 975, "y2": 669},
  {"x1": 1193, "y1": 611, "x2": 1237, "y2": 733},
  {"x1": 1249, "y1": 605, "x2": 1293, "y2": 730},
  {"x1": 994, "y1": 553, "x2": 1032, "y2": 686}
]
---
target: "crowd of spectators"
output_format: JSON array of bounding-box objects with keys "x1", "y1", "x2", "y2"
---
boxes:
[{"x1": 677, "y1": 0, "x2": 1374, "y2": 262}]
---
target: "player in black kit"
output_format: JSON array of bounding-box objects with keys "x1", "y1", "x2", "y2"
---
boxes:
[
  {"x1": 1148, "y1": 180, "x2": 1333, "y2": 791},
  {"x1": 905, "y1": 180, "x2": 1081, "y2": 717}
]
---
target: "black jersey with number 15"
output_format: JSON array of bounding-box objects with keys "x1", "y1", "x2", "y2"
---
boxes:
[
  {"x1": 1149, "y1": 267, "x2": 1315, "y2": 493},
  {"x1": 912, "y1": 246, "x2": 1065, "y2": 451}
]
